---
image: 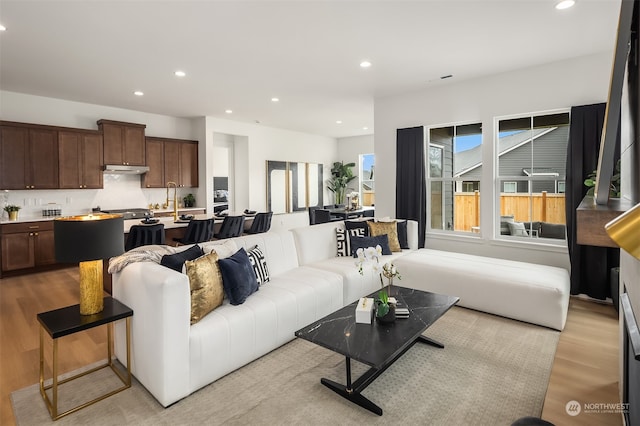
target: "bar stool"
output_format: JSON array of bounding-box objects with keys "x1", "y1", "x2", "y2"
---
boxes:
[
  {"x1": 245, "y1": 212, "x2": 273, "y2": 234},
  {"x1": 213, "y1": 215, "x2": 245, "y2": 239},
  {"x1": 173, "y1": 219, "x2": 214, "y2": 245},
  {"x1": 125, "y1": 223, "x2": 165, "y2": 251}
]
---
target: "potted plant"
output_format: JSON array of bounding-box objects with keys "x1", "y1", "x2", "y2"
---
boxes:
[
  {"x1": 183, "y1": 193, "x2": 196, "y2": 208},
  {"x1": 4, "y1": 205, "x2": 21, "y2": 221},
  {"x1": 327, "y1": 161, "x2": 357, "y2": 205},
  {"x1": 584, "y1": 159, "x2": 621, "y2": 198},
  {"x1": 355, "y1": 245, "x2": 402, "y2": 324}
]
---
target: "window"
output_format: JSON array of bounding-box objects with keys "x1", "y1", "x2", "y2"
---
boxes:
[
  {"x1": 496, "y1": 111, "x2": 569, "y2": 240},
  {"x1": 360, "y1": 154, "x2": 375, "y2": 206},
  {"x1": 428, "y1": 123, "x2": 482, "y2": 233},
  {"x1": 503, "y1": 182, "x2": 517, "y2": 193}
]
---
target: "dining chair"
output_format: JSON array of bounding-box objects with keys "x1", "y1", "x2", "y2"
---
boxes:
[
  {"x1": 245, "y1": 212, "x2": 273, "y2": 234},
  {"x1": 125, "y1": 223, "x2": 165, "y2": 251},
  {"x1": 308, "y1": 206, "x2": 322, "y2": 225},
  {"x1": 314, "y1": 209, "x2": 332, "y2": 224},
  {"x1": 214, "y1": 215, "x2": 245, "y2": 239},
  {"x1": 173, "y1": 218, "x2": 215, "y2": 245}
]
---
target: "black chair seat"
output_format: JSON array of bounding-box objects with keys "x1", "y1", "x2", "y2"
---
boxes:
[
  {"x1": 126, "y1": 224, "x2": 165, "y2": 251},
  {"x1": 214, "y1": 215, "x2": 245, "y2": 239},
  {"x1": 245, "y1": 212, "x2": 273, "y2": 234},
  {"x1": 173, "y1": 218, "x2": 214, "y2": 245}
]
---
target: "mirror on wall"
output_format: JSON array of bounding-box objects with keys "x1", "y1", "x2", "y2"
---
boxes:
[{"x1": 267, "y1": 161, "x2": 323, "y2": 214}]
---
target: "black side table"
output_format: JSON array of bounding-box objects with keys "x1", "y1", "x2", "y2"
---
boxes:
[{"x1": 37, "y1": 297, "x2": 133, "y2": 420}]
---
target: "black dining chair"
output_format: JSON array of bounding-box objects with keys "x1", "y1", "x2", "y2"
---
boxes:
[
  {"x1": 314, "y1": 209, "x2": 332, "y2": 224},
  {"x1": 173, "y1": 218, "x2": 215, "y2": 245},
  {"x1": 214, "y1": 215, "x2": 245, "y2": 239},
  {"x1": 245, "y1": 212, "x2": 273, "y2": 234},
  {"x1": 308, "y1": 206, "x2": 322, "y2": 225},
  {"x1": 125, "y1": 223, "x2": 165, "y2": 251}
]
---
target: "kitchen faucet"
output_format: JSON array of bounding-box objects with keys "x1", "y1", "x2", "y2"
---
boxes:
[{"x1": 166, "y1": 181, "x2": 178, "y2": 221}]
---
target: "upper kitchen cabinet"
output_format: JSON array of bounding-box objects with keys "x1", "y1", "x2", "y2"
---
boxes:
[
  {"x1": 0, "y1": 123, "x2": 59, "y2": 190},
  {"x1": 97, "y1": 119, "x2": 146, "y2": 166},
  {"x1": 165, "y1": 139, "x2": 198, "y2": 188},
  {"x1": 58, "y1": 130, "x2": 104, "y2": 189},
  {"x1": 143, "y1": 138, "x2": 165, "y2": 188},
  {"x1": 144, "y1": 137, "x2": 198, "y2": 188}
]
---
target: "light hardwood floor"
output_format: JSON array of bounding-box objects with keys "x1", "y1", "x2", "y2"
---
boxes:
[{"x1": 0, "y1": 268, "x2": 622, "y2": 425}]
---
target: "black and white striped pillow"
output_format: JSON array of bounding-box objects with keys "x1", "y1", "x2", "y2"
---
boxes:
[
  {"x1": 246, "y1": 245, "x2": 270, "y2": 286},
  {"x1": 336, "y1": 227, "x2": 366, "y2": 257}
]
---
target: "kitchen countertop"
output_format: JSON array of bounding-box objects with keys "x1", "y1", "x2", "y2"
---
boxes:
[{"x1": 0, "y1": 207, "x2": 206, "y2": 225}]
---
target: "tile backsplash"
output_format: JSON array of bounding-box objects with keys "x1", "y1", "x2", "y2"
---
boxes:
[{"x1": 2, "y1": 174, "x2": 193, "y2": 220}]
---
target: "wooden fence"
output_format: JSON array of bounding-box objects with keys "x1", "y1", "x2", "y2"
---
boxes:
[{"x1": 453, "y1": 191, "x2": 566, "y2": 232}]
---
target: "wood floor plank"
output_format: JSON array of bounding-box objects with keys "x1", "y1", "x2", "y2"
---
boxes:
[{"x1": 0, "y1": 269, "x2": 622, "y2": 425}]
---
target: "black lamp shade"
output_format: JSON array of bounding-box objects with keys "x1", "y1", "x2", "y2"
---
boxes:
[{"x1": 54, "y1": 214, "x2": 124, "y2": 263}]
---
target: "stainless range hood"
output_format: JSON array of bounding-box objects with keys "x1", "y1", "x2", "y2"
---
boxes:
[{"x1": 103, "y1": 164, "x2": 150, "y2": 174}]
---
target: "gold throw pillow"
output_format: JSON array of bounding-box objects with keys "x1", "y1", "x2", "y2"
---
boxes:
[
  {"x1": 185, "y1": 251, "x2": 224, "y2": 324},
  {"x1": 368, "y1": 220, "x2": 401, "y2": 252}
]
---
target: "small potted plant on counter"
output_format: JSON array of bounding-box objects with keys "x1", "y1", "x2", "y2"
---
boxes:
[
  {"x1": 4, "y1": 205, "x2": 21, "y2": 221},
  {"x1": 183, "y1": 193, "x2": 196, "y2": 208}
]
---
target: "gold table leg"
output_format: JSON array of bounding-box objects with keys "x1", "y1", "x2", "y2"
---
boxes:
[{"x1": 38, "y1": 318, "x2": 132, "y2": 420}]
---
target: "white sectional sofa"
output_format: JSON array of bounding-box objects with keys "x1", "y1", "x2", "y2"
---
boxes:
[{"x1": 112, "y1": 218, "x2": 569, "y2": 408}]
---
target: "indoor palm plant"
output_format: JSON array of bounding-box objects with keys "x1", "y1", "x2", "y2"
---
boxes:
[{"x1": 327, "y1": 161, "x2": 357, "y2": 205}]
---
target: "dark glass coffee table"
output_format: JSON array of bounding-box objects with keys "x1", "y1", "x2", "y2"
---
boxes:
[{"x1": 295, "y1": 286, "x2": 458, "y2": 416}]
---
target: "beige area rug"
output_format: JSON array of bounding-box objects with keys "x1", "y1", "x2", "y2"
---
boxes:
[{"x1": 12, "y1": 307, "x2": 559, "y2": 426}]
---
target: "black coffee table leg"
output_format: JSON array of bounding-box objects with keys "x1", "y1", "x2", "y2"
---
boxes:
[
  {"x1": 321, "y1": 357, "x2": 383, "y2": 416},
  {"x1": 417, "y1": 335, "x2": 444, "y2": 348},
  {"x1": 320, "y1": 378, "x2": 383, "y2": 416}
]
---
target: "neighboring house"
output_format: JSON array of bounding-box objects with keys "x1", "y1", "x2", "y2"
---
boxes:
[{"x1": 453, "y1": 126, "x2": 569, "y2": 194}]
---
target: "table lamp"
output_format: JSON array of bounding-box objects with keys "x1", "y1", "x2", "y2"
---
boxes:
[
  {"x1": 54, "y1": 214, "x2": 124, "y2": 315},
  {"x1": 605, "y1": 202, "x2": 640, "y2": 260}
]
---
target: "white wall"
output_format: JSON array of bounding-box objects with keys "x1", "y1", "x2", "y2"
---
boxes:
[
  {"x1": 202, "y1": 117, "x2": 338, "y2": 231},
  {"x1": 374, "y1": 52, "x2": 614, "y2": 269},
  {"x1": 0, "y1": 91, "x2": 339, "y2": 229}
]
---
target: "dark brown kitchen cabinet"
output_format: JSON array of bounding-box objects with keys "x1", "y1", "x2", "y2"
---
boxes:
[
  {"x1": 0, "y1": 124, "x2": 59, "y2": 190},
  {"x1": 164, "y1": 140, "x2": 198, "y2": 188},
  {"x1": 1, "y1": 221, "x2": 55, "y2": 272},
  {"x1": 144, "y1": 137, "x2": 198, "y2": 188},
  {"x1": 58, "y1": 130, "x2": 104, "y2": 189},
  {"x1": 143, "y1": 138, "x2": 165, "y2": 188},
  {"x1": 97, "y1": 119, "x2": 146, "y2": 166}
]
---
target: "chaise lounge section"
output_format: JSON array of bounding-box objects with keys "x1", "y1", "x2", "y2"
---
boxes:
[{"x1": 112, "y1": 217, "x2": 569, "y2": 408}]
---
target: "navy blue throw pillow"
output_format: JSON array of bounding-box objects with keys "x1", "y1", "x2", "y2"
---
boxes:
[
  {"x1": 350, "y1": 234, "x2": 391, "y2": 257},
  {"x1": 344, "y1": 220, "x2": 371, "y2": 236},
  {"x1": 218, "y1": 248, "x2": 259, "y2": 305},
  {"x1": 160, "y1": 245, "x2": 204, "y2": 272},
  {"x1": 397, "y1": 220, "x2": 409, "y2": 249}
]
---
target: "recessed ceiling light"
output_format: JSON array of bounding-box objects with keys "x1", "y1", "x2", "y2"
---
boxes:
[
  {"x1": 225, "y1": 109, "x2": 233, "y2": 114},
  {"x1": 363, "y1": 127, "x2": 369, "y2": 130},
  {"x1": 0, "y1": 24, "x2": 6, "y2": 32},
  {"x1": 133, "y1": 91, "x2": 144, "y2": 96},
  {"x1": 360, "y1": 61, "x2": 372, "y2": 68},
  {"x1": 555, "y1": 0, "x2": 575, "y2": 10},
  {"x1": 174, "y1": 70, "x2": 186, "y2": 77},
  {"x1": 271, "y1": 97, "x2": 279, "y2": 102},
  {"x1": 336, "y1": 120, "x2": 343, "y2": 124}
]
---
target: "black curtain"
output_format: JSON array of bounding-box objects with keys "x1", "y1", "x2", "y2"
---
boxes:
[
  {"x1": 565, "y1": 103, "x2": 620, "y2": 299},
  {"x1": 396, "y1": 126, "x2": 426, "y2": 248}
]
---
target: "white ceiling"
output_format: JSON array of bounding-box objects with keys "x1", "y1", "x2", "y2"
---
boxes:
[{"x1": 0, "y1": 0, "x2": 622, "y2": 138}]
